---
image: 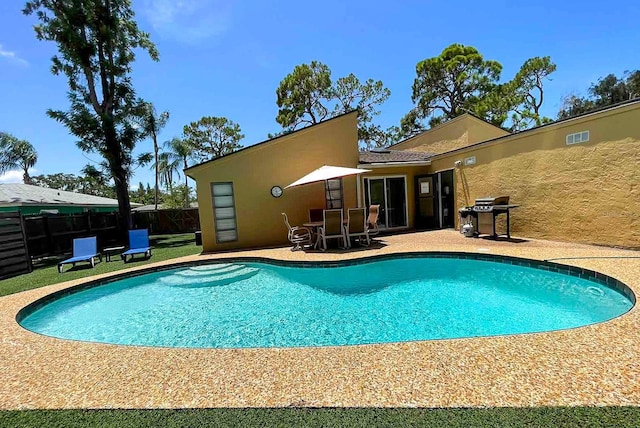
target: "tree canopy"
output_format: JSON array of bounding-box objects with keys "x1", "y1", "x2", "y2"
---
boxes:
[
  {"x1": 182, "y1": 116, "x2": 244, "y2": 162},
  {"x1": 275, "y1": 61, "x2": 392, "y2": 150},
  {"x1": 403, "y1": 44, "x2": 557, "y2": 136},
  {"x1": 558, "y1": 70, "x2": 640, "y2": 119},
  {"x1": 0, "y1": 132, "x2": 38, "y2": 184},
  {"x1": 137, "y1": 102, "x2": 169, "y2": 209},
  {"x1": 24, "y1": 0, "x2": 158, "y2": 231}
]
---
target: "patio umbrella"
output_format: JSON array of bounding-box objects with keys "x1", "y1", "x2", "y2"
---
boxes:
[{"x1": 284, "y1": 165, "x2": 371, "y2": 189}]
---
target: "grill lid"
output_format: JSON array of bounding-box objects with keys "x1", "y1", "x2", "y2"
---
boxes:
[{"x1": 474, "y1": 196, "x2": 510, "y2": 206}]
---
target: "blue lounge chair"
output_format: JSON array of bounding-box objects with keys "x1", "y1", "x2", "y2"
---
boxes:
[
  {"x1": 58, "y1": 237, "x2": 101, "y2": 273},
  {"x1": 121, "y1": 229, "x2": 152, "y2": 262}
]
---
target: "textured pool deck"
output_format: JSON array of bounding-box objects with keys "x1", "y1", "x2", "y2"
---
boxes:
[{"x1": 1, "y1": 230, "x2": 639, "y2": 409}]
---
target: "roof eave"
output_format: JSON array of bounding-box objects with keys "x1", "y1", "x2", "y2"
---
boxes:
[{"x1": 358, "y1": 160, "x2": 432, "y2": 168}]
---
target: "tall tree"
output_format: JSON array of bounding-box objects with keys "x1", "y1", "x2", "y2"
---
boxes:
[
  {"x1": 275, "y1": 61, "x2": 392, "y2": 149},
  {"x1": 0, "y1": 132, "x2": 38, "y2": 184},
  {"x1": 405, "y1": 44, "x2": 502, "y2": 133},
  {"x1": 276, "y1": 61, "x2": 333, "y2": 130},
  {"x1": 24, "y1": 0, "x2": 158, "y2": 233},
  {"x1": 164, "y1": 137, "x2": 194, "y2": 207},
  {"x1": 137, "y1": 102, "x2": 169, "y2": 210},
  {"x1": 182, "y1": 116, "x2": 244, "y2": 163},
  {"x1": 156, "y1": 151, "x2": 177, "y2": 192}
]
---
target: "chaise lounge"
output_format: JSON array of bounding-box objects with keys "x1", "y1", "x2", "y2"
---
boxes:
[
  {"x1": 58, "y1": 237, "x2": 101, "y2": 273},
  {"x1": 121, "y1": 229, "x2": 152, "y2": 262}
]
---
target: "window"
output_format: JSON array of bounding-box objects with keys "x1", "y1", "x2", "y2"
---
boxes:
[
  {"x1": 325, "y1": 178, "x2": 343, "y2": 209},
  {"x1": 211, "y1": 182, "x2": 237, "y2": 243},
  {"x1": 566, "y1": 130, "x2": 589, "y2": 145}
]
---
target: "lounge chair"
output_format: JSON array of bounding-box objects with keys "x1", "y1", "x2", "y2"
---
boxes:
[
  {"x1": 345, "y1": 208, "x2": 370, "y2": 248},
  {"x1": 281, "y1": 213, "x2": 313, "y2": 251},
  {"x1": 366, "y1": 204, "x2": 380, "y2": 240},
  {"x1": 58, "y1": 237, "x2": 101, "y2": 273},
  {"x1": 121, "y1": 229, "x2": 152, "y2": 262},
  {"x1": 318, "y1": 209, "x2": 348, "y2": 251}
]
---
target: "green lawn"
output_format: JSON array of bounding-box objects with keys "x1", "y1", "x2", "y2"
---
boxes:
[
  {"x1": 1, "y1": 407, "x2": 639, "y2": 427},
  {"x1": 0, "y1": 233, "x2": 201, "y2": 297}
]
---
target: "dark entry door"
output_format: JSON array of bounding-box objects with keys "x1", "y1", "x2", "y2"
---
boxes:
[{"x1": 415, "y1": 174, "x2": 438, "y2": 230}]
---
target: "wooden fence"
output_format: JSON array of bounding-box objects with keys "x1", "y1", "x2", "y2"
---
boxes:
[
  {"x1": 132, "y1": 208, "x2": 200, "y2": 234},
  {"x1": 24, "y1": 212, "x2": 122, "y2": 260},
  {"x1": 0, "y1": 212, "x2": 32, "y2": 280}
]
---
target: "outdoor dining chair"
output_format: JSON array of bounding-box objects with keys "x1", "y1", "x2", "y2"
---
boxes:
[
  {"x1": 346, "y1": 208, "x2": 370, "y2": 248},
  {"x1": 281, "y1": 213, "x2": 313, "y2": 251},
  {"x1": 318, "y1": 209, "x2": 348, "y2": 251},
  {"x1": 366, "y1": 204, "x2": 380, "y2": 239}
]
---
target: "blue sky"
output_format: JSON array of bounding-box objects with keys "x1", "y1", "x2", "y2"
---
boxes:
[{"x1": 0, "y1": 0, "x2": 638, "y2": 188}]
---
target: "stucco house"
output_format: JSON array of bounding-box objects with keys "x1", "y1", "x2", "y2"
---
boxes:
[{"x1": 186, "y1": 99, "x2": 640, "y2": 252}]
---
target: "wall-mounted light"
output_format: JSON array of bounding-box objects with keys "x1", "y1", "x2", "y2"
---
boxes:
[{"x1": 454, "y1": 160, "x2": 462, "y2": 168}]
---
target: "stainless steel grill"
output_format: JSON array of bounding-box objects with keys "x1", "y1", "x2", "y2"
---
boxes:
[{"x1": 466, "y1": 196, "x2": 519, "y2": 238}]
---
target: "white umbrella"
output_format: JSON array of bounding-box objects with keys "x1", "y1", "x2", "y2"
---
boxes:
[{"x1": 285, "y1": 165, "x2": 371, "y2": 189}]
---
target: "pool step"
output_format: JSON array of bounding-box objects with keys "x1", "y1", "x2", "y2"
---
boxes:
[
  {"x1": 174, "y1": 264, "x2": 246, "y2": 277},
  {"x1": 161, "y1": 265, "x2": 259, "y2": 288}
]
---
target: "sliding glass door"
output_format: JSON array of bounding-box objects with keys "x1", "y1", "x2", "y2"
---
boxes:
[{"x1": 364, "y1": 176, "x2": 407, "y2": 229}]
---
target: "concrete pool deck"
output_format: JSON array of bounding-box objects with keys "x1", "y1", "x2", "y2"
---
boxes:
[{"x1": 1, "y1": 230, "x2": 639, "y2": 409}]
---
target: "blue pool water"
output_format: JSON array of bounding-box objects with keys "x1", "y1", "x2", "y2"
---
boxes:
[{"x1": 19, "y1": 257, "x2": 633, "y2": 348}]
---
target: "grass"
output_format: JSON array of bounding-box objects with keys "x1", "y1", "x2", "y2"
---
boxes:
[
  {"x1": 0, "y1": 233, "x2": 201, "y2": 297},
  {"x1": 1, "y1": 407, "x2": 639, "y2": 427}
]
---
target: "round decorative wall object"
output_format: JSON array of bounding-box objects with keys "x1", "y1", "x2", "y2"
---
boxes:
[{"x1": 270, "y1": 186, "x2": 283, "y2": 198}]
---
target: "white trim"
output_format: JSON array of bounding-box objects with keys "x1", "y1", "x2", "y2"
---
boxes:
[{"x1": 356, "y1": 176, "x2": 362, "y2": 208}]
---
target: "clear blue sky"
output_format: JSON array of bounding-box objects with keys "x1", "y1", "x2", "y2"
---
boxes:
[{"x1": 1, "y1": 0, "x2": 638, "y2": 188}]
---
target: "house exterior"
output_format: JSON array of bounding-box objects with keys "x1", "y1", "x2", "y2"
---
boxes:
[
  {"x1": 187, "y1": 100, "x2": 640, "y2": 252},
  {"x1": 0, "y1": 183, "x2": 126, "y2": 215}
]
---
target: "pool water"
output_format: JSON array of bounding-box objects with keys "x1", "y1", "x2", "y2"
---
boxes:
[{"x1": 19, "y1": 257, "x2": 633, "y2": 348}]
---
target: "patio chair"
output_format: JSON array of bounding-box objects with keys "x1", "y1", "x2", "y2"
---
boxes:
[
  {"x1": 121, "y1": 229, "x2": 152, "y2": 262},
  {"x1": 281, "y1": 213, "x2": 313, "y2": 251},
  {"x1": 366, "y1": 204, "x2": 380, "y2": 239},
  {"x1": 58, "y1": 236, "x2": 101, "y2": 273},
  {"x1": 345, "y1": 208, "x2": 370, "y2": 248},
  {"x1": 318, "y1": 209, "x2": 348, "y2": 251}
]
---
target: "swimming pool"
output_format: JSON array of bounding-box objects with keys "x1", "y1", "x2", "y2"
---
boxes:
[{"x1": 18, "y1": 254, "x2": 634, "y2": 348}]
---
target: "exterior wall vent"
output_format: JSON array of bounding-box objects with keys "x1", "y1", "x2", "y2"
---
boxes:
[{"x1": 566, "y1": 130, "x2": 589, "y2": 145}]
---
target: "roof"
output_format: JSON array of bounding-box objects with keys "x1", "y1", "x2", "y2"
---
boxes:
[
  {"x1": 358, "y1": 149, "x2": 434, "y2": 164},
  {"x1": 0, "y1": 183, "x2": 126, "y2": 207},
  {"x1": 431, "y1": 97, "x2": 640, "y2": 158},
  {"x1": 132, "y1": 202, "x2": 199, "y2": 211},
  {"x1": 184, "y1": 110, "x2": 358, "y2": 176},
  {"x1": 387, "y1": 113, "x2": 508, "y2": 149}
]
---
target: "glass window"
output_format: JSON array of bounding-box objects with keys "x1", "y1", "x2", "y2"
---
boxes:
[
  {"x1": 211, "y1": 182, "x2": 237, "y2": 243},
  {"x1": 325, "y1": 178, "x2": 343, "y2": 209}
]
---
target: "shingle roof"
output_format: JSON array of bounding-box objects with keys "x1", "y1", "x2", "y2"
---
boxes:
[
  {"x1": 0, "y1": 183, "x2": 124, "y2": 207},
  {"x1": 358, "y1": 149, "x2": 434, "y2": 164}
]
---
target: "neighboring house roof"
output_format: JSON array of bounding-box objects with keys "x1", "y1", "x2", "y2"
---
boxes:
[
  {"x1": 132, "y1": 202, "x2": 199, "y2": 212},
  {"x1": 358, "y1": 149, "x2": 434, "y2": 164},
  {"x1": 184, "y1": 110, "x2": 359, "y2": 176},
  {"x1": 0, "y1": 183, "x2": 130, "y2": 207}
]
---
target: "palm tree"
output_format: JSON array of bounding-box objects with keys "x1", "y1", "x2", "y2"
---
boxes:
[
  {"x1": 156, "y1": 152, "x2": 177, "y2": 193},
  {"x1": 137, "y1": 103, "x2": 169, "y2": 210},
  {"x1": 0, "y1": 132, "x2": 38, "y2": 184},
  {"x1": 164, "y1": 137, "x2": 194, "y2": 207}
]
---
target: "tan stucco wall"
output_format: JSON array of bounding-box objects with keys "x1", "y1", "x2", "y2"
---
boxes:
[
  {"x1": 429, "y1": 104, "x2": 640, "y2": 248},
  {"x1": 391, "y1": 114, "x2": 509, "y2": 155},
  {"x1": 188, "y1": 112, "x2": 360, "y2": 252}
]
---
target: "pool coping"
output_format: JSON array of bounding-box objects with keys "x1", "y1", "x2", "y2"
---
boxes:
[{"x1": 1, "y1": 230, "x2": 640, "y2": 409}]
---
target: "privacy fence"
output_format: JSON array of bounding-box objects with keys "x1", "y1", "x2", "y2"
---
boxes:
[
  {"x1": 0, "y1": 212, "x2": 32, "y2": 280},
  {"x1": 132, "y1": 208, "x2": 200, "y2": 234},
  {"x1": 0, "y1": 209, "x2": 200, "y2": 275}
]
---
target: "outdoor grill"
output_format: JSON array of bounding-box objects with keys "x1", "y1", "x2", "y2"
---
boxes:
[{"x1": 460, "y1": 196, "x2": 519, "y2": 238}]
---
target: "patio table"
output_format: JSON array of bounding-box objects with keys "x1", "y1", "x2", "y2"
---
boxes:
[{"x1": 102, "y1": 245, "x2": 125, "y2": 262}]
